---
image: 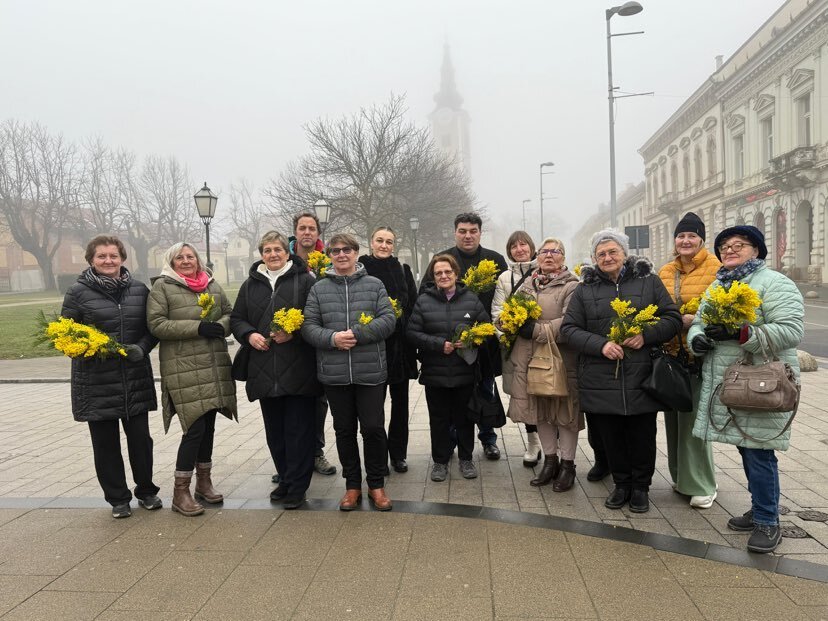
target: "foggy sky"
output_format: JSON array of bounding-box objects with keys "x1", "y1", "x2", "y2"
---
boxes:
[{"x1": 0, "y1": 0, "x2": 784, "y2": 247}]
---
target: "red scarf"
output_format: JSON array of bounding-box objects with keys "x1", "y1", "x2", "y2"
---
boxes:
[{"x1": 178, "y1": 270, "x2": 210, "y2": 292}]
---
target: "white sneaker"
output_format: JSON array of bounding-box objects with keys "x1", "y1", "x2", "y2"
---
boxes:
[
  {"x1": 690, "y1": 491, "x2": 717, "y2": 509},
  {"x1": 523, "y1": 432, "x2": 542, "y2": 467}
]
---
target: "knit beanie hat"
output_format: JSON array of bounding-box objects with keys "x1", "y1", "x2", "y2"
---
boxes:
[{"x1": 674, "y1": 212, "x2": 705, "y2": 240}]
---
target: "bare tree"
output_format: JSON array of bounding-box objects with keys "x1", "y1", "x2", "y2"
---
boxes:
[
  {"x1": 140, "y1": 155, "x2": 198, "y2": 248},
  {"x1": 114, "y1": 149, "x2": 155, "y2": 278},
  {"x1": 228, "y1": 178, "x2": 268, "y2": 264},
  {"x1": 265, "y1": 94, "x2": 474, "y2": 244},
  {"x1": 73, "y1": 137, "x2": 121, "y2": 239},
  {"x1": 0, "y1": 120, "x2": 78, "y2": 290}
]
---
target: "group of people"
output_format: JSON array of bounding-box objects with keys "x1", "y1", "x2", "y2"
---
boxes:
[{"x1": 64, "y1": 208, "x2": 803, "y2": 554}]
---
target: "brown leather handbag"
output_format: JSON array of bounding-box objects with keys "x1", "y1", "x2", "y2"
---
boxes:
[{"x1": 527, "y1": 324, "x2": 568, "y2": 397}]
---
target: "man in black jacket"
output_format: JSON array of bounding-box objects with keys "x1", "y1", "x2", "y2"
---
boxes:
[{"x1": 421, "y1": 212, "x2": 508, "y2": 459}]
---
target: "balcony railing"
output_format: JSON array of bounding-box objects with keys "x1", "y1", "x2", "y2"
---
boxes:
[{"x1": 768, "y1": 146, "x2": 816, "y2": 176}]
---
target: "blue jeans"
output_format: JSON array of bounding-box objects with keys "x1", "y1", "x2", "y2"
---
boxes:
[{"x1": 737, "y1": 446, "x2": 779, "y2": 526}]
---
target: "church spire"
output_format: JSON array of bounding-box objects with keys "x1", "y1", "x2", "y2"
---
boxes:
[{"x1": 433, "y1": 44, "x2": 464, "y2": 110}]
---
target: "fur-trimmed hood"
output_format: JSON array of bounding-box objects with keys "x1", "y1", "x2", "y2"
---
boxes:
[{"x1": 581, "y1": 255, "x2": 653, "y2": 285}]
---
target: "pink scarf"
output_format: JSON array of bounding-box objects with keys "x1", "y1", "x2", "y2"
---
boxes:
[{"x1": 178, "y1": 270, "x2": 210, "y2": 292}]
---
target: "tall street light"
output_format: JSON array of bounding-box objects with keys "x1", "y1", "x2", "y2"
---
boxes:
[
  {"x1": 194, "y1": 182, "x2": 218, "y2": 271},
  {"x1": 539, "y1": 162, "x2": 554, "y2": 239},
  {"x1": 521, "y1": 199, "x2": 531, "y2": 232},
  {"x1": 222, "y1": 239, "x2": 230, "y2": 285},
  {"x1": 606, "y1": 1, "x2": 645, "y2": 228},
  {"x1": 314, "y1": 196, "x2": 331, "y2": 242},
  {"x1": 409, "y1": 216, "x2": 420, "y2": 279}
]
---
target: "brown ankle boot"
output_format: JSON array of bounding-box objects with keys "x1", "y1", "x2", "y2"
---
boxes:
[
  {"x1": 194, "y1": 461, "x2": 224, "y2": 504},
  {"x1": 552, "y1": 459, "x2": 576, "y2": 492},
  {"x1": 172, "y1": 471, "x2": 204, "y2": 516},
  {"x1": 368, "y1": 488, "x2": 393, "y2": 511},
  {"x1": 530, "y1": 455, "x2": 560, "y2": 487}
]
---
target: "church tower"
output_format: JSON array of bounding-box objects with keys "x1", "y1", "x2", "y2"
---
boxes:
[{"x1": 428, "y1": 45, "x2": 471, "y2": 175}]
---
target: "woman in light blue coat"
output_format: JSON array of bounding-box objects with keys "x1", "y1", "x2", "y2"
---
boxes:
[{"x1": 689, "y1": 225, "x2": 803, "y2": 554}]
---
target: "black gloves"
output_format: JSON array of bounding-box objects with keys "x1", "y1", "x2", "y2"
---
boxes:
[
  {"x1": 691, "y1": 335, "x2": 714, "y2": 353},
  {"x1": 704, "y1": 324, "x2": 740, "y2": 341},
  {"x1": 198, "y1": 322, "x2": 225, "y2": 339},
  {"x1": 124, "y1": 344, "x2": 144, "y2": 362},
  {"x1": 518, "y1": 320, "x2": 537, "y2": 340}
]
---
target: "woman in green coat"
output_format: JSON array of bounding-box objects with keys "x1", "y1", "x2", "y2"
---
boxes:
[
  {"x1": 689, "y1": 225, "x2": 803, "y2": 554},
  {"x1": 147, "y1": 242, "x2": 237, "y2": 517}
]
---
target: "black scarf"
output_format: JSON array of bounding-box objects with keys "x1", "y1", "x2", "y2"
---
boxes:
[
  {"x1": 81, "y1": 266, "x2": 132, "y2": 294},
  {"x1": 359, "y1": 254, "x2": 408, "y2": 308}
]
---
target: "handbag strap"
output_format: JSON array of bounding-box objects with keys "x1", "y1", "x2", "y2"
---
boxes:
[
  {"x1": 534, "y1": 323, "x2": 562, "y2": 360},
  {"x1": 672, "y1": 270, "x2": 689, "y2": 358},
  {"x1": 707, "y1": 382, "x2": 800, "y2": 443}
]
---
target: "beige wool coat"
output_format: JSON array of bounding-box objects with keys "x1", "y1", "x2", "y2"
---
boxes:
[{"x1": 506, "y1": 269, "x2": 583, "y2": 430}]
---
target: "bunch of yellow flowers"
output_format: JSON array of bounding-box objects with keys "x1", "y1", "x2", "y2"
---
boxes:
[
  {"x1": 498, "y1": 293, "x2": 542, "y2": 352},
  {"x1": 197, "y1": 292, "x2": 221, "y2": 321},
  {"x1": 389, "y1": 298, "x2": 403, "y2": 320},
  {"x1": 271, "y1": 307, "x2": 305, "y2": 334},
  {"x1": 358, "y1": 312, "x2": 373, "y2": 325},
  {"x1": 679, "y1": 296, "x2": 701, "y2": 315},
  {"x1": 607, "y1": 298, "x2": 660, "y2": 344},
  {"x1": 307, "y1": 250, "x2": 332, "y2": 279},
  {"x1": 36, "y1": 312, "x2": 127, "y2": 359},
  {"x1": 455, "y1": 321, "x2": 496, "y2": 348},
  {"x1": 461, "y1": 259, "x2": 499, "y2": 294},
  {"x1": 700, "y1": 280, "x2": 761, "y2": 330}
]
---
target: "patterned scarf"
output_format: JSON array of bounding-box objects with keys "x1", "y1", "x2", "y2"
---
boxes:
[
  {"x1": 716, "y1": 258, "x2": 764, "y2": 285},
  {"x1": 82, "y1": 266, "x2": 131, "y2": 293},
  {"x1": 531, "y1": 267, "x2": 572, "y2": 290}
]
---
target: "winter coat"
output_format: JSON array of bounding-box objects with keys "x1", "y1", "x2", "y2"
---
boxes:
[
  {"x1": 421, "y1": 245, "x2": 508, "y2": 315},
  {"x1": 62, "y1": 275, "x2": 158, "y2": 422},
  {"x1": 689, "y1": 263, "x2": 803, "y2": 450},
  {"x1": 359, "y1": 254, "x2": 419, "y2": 384},
  {"x1": 560, "y1": 256, "x2": 682, "y2": 416},
  {"x1": 147, "y1": 267, "x2": 237, "y2": 433},
  {"x1": 230, "y1": 258, "x2": 322, "y2": 402},
  {"x1": 406, "y1": 283, "x2": 490, "y2": 388},
  {"x1": 508, "y1": 270, "x2": 583, "y2": 429},
  {"x1": 301, "y1": 264, "x2": 396, "y2": 386},
  {"x1": 658, "y1": 247, "x2": 721, "y2": 357},
  {"x1": 492, "y1": 259, "x2": 537, "y2": 394}
]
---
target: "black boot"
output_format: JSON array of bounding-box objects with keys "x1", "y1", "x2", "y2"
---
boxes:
[
  {"x1": 586, "y1": 461, "x2": 610, "y2": 482},
  {"x1": 552, "y1": 460, "x2": 576, "y2": 492},
  {"x1": 530, "y1": 455, "x2": 560, "y2": 487}
]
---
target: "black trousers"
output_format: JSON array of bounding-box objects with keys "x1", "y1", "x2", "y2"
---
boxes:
[
  {"x1": 426, "y1": 385, "x2": 475, "y2": 464},
  {"x1": 87, "y1": 412, "x2": 159, "y2": 506},
  {"x1": 314, "y1": 394, "x2": 329, "y2": 457},
  {"x1": 385, "y1": 381, "x2": 409, "y2": 461},
  {"x1": 176, "y1": 410, "x2": 217, "y2": 471},
  {"x1": 325, "y1": 384, "x2": 387, "y2": 490},
  {"x1": 586, "y1": 413, "x2": 608, "y2": 467},
  {"x1": 261, "y1": 395, "x2": 316, "y2": 496},
  {"x1": 588, "y1": 412, "x2": 657, "y2": 490}
]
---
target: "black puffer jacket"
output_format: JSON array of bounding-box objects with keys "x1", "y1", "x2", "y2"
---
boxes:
[
  {"x1": 231, "y1": 257, "x2": 322, "y2": 401},
  {"x1": 406, "y1": 283, "x2": 489, "y2": 388},
  {"x1": 560, "y1": 256, "x2": 681, "y2": 416},
  {"x1": 359, "y1": 254, "x2": 419, "y2": 384},
  {"x1": 61, "y1": 275, "x2": 158, "y2": 422}
]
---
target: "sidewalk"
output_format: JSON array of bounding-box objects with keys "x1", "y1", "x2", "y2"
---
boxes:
[{"x1": 1, "y1": 356, "x2": 827, "y2": 618}]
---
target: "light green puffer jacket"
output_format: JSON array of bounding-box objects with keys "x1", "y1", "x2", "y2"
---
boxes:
[
  {"x1": 147, "y1": 266, "x2": 237, "y2": 433},
  {"x1": 689, "y1": 263, "x2": 803, "y2": 450}
]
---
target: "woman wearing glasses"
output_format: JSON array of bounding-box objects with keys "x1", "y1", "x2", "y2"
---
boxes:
[
  {"x1": 301, "y1": 233, "x2": 397, "y2": 511},
  {"x1": 561, "y1": 229, "x2": 680, "y2": 513},
  {"x1": 689, "y1": 225, "x2": 803, "y2": 554}
]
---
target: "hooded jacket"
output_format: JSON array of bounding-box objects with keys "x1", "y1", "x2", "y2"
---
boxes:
[
  {"x1": 301, "y1": 264, "x2": 396, "y2": 386},
  {"x1": 230, "y1": 257, "x2": 322, "y2": 401},
  {"x1": 560, "y1": 256, "x2": 681, "y2": 416},
  {"x1": 62, "y1": 275, "x2": 158, "y2": 422},
  {"x1": 147, "y1": 266, "x2": 237, "y2": 433}
]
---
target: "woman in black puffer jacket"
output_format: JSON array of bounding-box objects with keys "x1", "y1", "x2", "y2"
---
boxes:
[
  {"x1": 407, "y1": 253, "x2": 489, "y2": 483},
  {"x1": 61, "y1": 235, "x2": 160, "y2": 519},
  {"x1": 230, "y1": 231, "x2": 322, "y2": 509},
  {"x1": 561, "y1": 229, "x2": 680, "y2": 514},
  {"x1": 359, "y1": 226, "x2": 418, "y2": 474}
]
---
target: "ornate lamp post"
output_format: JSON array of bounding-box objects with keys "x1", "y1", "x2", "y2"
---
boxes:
[
  {"x1": 193, "y1": 182, "x2": 218, "y2": 270},
  {"x1": 409, "y1": 216, "x2": 420, "y2": 279},
  {"x1": 314, "y1": 196, "x2": 331, "y2": 242},
  {"x1": 539, "y1": 162, "x2": 554, "y2": 239}
]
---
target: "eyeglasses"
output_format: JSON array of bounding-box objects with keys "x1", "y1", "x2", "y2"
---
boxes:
[
  {"x1": 328, "y1": 247, "x2": 355, "y2": 256},
  {"x1": 538, "y1": 248, "x2": 563, "y2": 256},
  {"x1": 718, "y1": 242, "x2": 754, "y2": 254},
  {"x1": 595, "y1": 249, "x2": 621, "y2": 260},
  {"x1": 433, "y1": 270, "x2": 455, "y2": 277}
]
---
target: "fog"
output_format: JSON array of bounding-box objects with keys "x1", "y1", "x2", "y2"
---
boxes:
[{"x1": 0, "y1": 0, "x2": 784, "y2": 249}]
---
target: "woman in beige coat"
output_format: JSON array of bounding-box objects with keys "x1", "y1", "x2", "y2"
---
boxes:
[{"x1": 507, "y1": 237, "x2": 582, "y2": 491}]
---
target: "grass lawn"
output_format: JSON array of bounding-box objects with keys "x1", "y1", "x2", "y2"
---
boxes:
[{"x1": 0, "y1": 301, "x2": 63, "y2": 359}]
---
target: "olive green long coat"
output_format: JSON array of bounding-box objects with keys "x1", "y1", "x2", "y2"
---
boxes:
[{"x1": 147, "y1": 266, "x2": 237, "y2": 433}]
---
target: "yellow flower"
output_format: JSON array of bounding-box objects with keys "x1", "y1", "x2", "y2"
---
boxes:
[
  {"x1": 307, "y1": 251, "x2": 332, "y2": 279},
  {"x1": 197, "y1": 293, "x2": 219, "y2": 321},
  {"x1": 701, "y1": 280, "x2": 761, "y2": 330},
  {"x1": 680, "y1": 296, "x2": 700, "y2": 315},
  {"x1": 633, "y1": 304, "x2": 658, "y2": 325},
  {"x1": 389, "y1": 298, "x2": 402, "y2": 319},
  {"x1": 271, "y1": 307, "x2": 305, "y2": 334},
  {"x1": 461, "y1": 259, "x2": 499, "y2": 294},
  {"x1": 359, "y1": 312, "x2": 374, "y2": 325},
  {"x1": 573, "y1": 263, "x2": 582, "y2": 277},
  {"x1": 456, "y1": 322, "x2": 496, "y2": 349},
  {"x1": 36, "y1": 312, "x2": 127, "y2": 359},
  {"x1": 607, "y1": 297, "x2": 660, "y2": 345},
  {"x1": 610, "y1": 298, "x2": 635, "y2": 318}
]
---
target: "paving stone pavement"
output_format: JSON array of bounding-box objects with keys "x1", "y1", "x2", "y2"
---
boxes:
[{"x1": 1, "y1": 355, "x2": 827, "y2": 618}]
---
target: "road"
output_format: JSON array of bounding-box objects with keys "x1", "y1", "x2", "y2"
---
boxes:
[{"x1": 803, "y1": 301, "x2": 828, "y2": 361}]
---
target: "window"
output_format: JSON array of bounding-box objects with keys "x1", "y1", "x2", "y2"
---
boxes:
[
  {"x1": 682, "y1": 155, "x2": 690, "y2": 191},
  {"x1": 694, "y1": 147, "x2": 703, "y2": 186},
  {"x1": 760, "y1": 116, "x2": 774, "y2": 165},
  {"x1": 796, "y1": 93, "x2": 812, "y2": 147},
  {"x1": 733, "y1": 134, "x2": 745, "y2": 179},
  {"x1": 707, "y1": 136, "x2": 717, "y2": 176}
]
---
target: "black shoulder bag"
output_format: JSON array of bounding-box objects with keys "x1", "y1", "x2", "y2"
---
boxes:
[{"x1": 466, "y1": 347, "x2": 507, "y2": 428}]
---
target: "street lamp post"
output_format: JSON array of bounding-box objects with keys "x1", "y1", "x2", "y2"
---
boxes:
[
  {"x1": 606, "y1": 1, "x2": 645, "y2": 228},
  {"x1": 409, "y1": 216, "x2": 420, "y2": 280},
  {"x1": 521, "y1": 199, "x2": 531, "y2": 232},
  {"x1": 314, "y1": 196, "x2": 331, "y2": 242},
  {"x1": 194, "y1": 182, "x2": 218, "y2": 271},
  {"x1": 222, "y1": 239, "x2": 230, "y2": 285},
  {"x1": 539, "y1": 162, "x2": 554, "y2": 239}
]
